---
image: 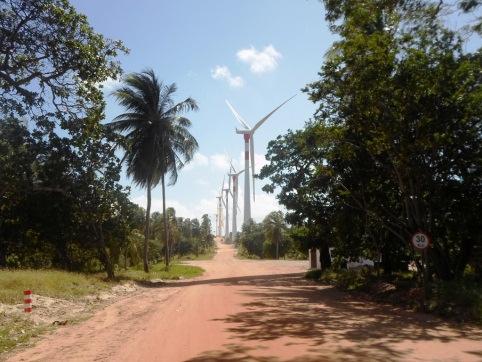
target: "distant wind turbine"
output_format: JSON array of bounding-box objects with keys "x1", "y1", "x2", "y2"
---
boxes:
[
  {"x1": 215, "y1": 195, "x2": 223, "y2": 237},
  {"x1": 216, "y1": 176, "x2": 225, "y2": 238},
  {"x1": 228, "y1": 162, "x2": 243, "y2": 241},
  {"x1": 226, "y1": 95, "x2": 296, "y2": 224}
]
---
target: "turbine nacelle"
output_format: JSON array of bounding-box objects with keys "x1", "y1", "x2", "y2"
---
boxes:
[{"x1": 235, "y1": 128, "x2": 251, "y2": 135}]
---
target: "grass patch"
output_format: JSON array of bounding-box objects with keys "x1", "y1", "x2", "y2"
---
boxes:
[
  {"x1": 118, "y1": 263, "x2": 204, "y2": 281},
  {"x1": 0, "y1": 315, "x2": 51, "y2": 354},
  {"x1": 0, "y1": 263, "x2": 205, "y2": 305},
  {"x1": 172, "y1": 249, "x2": 216, "y2": 261},
  {"x1": 0, "y1": 269, "x2": 112, "y2": 305}
]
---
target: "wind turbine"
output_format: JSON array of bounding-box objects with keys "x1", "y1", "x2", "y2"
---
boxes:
[
  {"x1": 216, "y1": 176, "x2": 226, "y2": 238},
  {"x1": 226, "y1": 95, "x2": 296, "y2": 224},
  {"x1": 222, "y1": 175, "x2": 230, "y2": 241},
  {"x1": 215, "y1": 195, "x2": 223, "y2": 237},
  {"x1": 228, "y1": 162, "x2": 244, "y2": 241}
]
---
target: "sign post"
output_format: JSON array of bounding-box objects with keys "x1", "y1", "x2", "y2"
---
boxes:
[{"x1": 410, "y1": 231, "x2": 431, "y2": 310}]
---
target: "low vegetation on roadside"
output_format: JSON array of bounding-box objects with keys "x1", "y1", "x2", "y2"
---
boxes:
[
  {"x1": 236, "y1": 212, "x2": 307, "y2": 260},
  {"x1": 0, "y1": 263, "x2": 204, "y2": 356},
  {"x1": 0, "y1": 270, "x2": 113, "y2": 305},
  {"x1": 173, "y1": 249, "x2": 216, "y2": 261},
  {"x1": 0, "y1": 264, "x2": 204, "y2": 305},
  {"x1": 0, "y1": 316, "x2": 50, "y2": 354},
  {"x1": 306, "y1": 268, "x2": 482, "y2": 323},
  {"x1": 119, "y1": 263, "x2": 204, "y2": 282}
]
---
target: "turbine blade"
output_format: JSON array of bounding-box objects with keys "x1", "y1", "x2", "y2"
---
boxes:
[
  {"x1": 226, "y1": 100, "x2": 251, "y2": 129},
  {"x1": 250, "y1": 135, "x2": 255, "y2": 202},
  {"x1": 252, "y1": 95, "x2": 296, "y2": 132}
]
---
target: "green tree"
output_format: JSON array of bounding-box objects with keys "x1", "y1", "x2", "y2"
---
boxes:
[
  {"x1": 263, "y1": 211, "x2": 286, "y2": 259},
  {"x1": 0, "y1": 0, "x2": 132, "y2": 279},
  {"x1": 239, "y1": 219, "x2": 264, "y2": 258},
  {"x1": 108, "y1": 70, "x2": 199, "y2": 271},
  {"x1": 261, "y1": 0, "x2": 481, "y2": 279},
  {"x1": 200, "y1": 214, "x2": 214, "y2": 251},
  {"x1": 0, "y1": 0, "x2": 126, "y2": 120}
]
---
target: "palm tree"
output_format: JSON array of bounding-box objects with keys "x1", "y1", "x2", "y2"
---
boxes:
[
  {"x1": 263, "y1": 211, "x2": 286, "y2": 260},
  {"x1": 108, "y1": 69, "x2": 198, "y2": 271}
]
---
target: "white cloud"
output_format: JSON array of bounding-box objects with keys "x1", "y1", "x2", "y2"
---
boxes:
[
  {"x1": 131, "y1": 195, "x2": 217, "y2": 221},
  {"x1": 209, "y1": 153, "x2": 230, "y2": 170},
  {"x1": 195, "y1": 178, "x2": 209, "y2": 186},
  {"x1": 236, "y1": 187, "x2": 284, "y2": 223},
  {"x1": 184, "y1": 152, "x2": 209, "y2": 171},
  {"x1": 211, "y1": 65, "x2": 244, "y2": 88},
  {"x1": 251, "y1": 192, "x2": 284, "y2": 222},
  {"x1": 238, "y1": 152, "x2": 268, "y2": 176},
  {"x1": 237, "y1": 45, "x2": 282, "y2": 74},
  {"x1": 99, "y1": 77, "x2": 122, "y2": 92}
]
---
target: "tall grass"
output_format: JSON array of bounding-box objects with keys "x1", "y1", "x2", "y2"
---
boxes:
[{"x1": 0, "y1": 269, "x2": 112, "y2": 304}]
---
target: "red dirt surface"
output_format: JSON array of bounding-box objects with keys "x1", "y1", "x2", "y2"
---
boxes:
[{"x1": 7, "y1": 240, "x2": 482, "y2": 362}]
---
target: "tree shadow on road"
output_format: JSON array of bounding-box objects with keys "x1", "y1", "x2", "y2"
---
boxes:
[
  {"x1": 178, "y1": 273, "x2": 482, "y2": 362},
  {"x1": 135, "y1": 273, "x2": 306, "y2": 288}
]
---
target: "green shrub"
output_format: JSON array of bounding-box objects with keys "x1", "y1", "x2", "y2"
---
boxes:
[
  {"x1": 428, "y1": 279, "x2": 482, "y2": 322},
  {"x1": 5, "y1": 254, "x2": 20, "y2": 268},
  {"x1": 305, "y1": 269, "x2": 322, "y2": 279}
]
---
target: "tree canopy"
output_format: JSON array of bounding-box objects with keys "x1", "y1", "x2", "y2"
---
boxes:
[{"x1": 260, "y1": 0, "x2": 481, "y2": 279}]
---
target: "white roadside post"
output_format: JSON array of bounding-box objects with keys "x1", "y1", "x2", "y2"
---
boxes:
[{"x1": 23, "y1": 290, "x2": 32, "y2": 313}]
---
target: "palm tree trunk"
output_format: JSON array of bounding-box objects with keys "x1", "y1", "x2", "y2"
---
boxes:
[
  {"x1": 162, "y1": 174, "x2": 170, "y2": 268},
  {"x1": 144, "y1": 180, "x2": 151, "y2": 273}
]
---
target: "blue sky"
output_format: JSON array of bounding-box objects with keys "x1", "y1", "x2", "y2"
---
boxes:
[
  {"x1": 70, "y1": 1, "x2": 480, "y2": 228},
  {"x1": 70, "y1": 0, "x2": 333, "y2": 226}
]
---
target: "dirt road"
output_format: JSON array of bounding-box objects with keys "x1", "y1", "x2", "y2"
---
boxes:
[{"x1": 8, "y1": 241, "x2": 482, "y2": 362}]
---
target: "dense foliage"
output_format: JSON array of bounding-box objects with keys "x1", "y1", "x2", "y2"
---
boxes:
[
  {"x1": 260, "y1": 0, "x2": 481, "y2": 281},
  {"x1": 0, "y1": 0, "x2": 207, "y2": 278},
  {"x1": 237, "y1": 213, "x2": 305, "y2": 260}
]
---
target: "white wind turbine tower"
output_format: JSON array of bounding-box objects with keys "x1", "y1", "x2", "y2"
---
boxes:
[
  {"x1": 226, "y1": 95, "x2": 296, "y2": 224},
  {"x1": 222, "y1": 174, "x2": 231, "y2": 241},
  {"x1": 228, "y1": 162, "x2": 243, "y2": 241},
  {"x1": 216, "y1": 176, "x2": 226, "y2": 238},
  {"x1": 215, "y1": 195, "x2": 223, "y2": 237}
]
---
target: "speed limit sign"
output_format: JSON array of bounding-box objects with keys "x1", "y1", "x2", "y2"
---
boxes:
[{"x1": 411, "y1": 231, "x2": 430, "y2": 250}]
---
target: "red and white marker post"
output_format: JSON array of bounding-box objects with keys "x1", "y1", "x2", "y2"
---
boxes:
[{"x1": 23, "y1": 290, "x2": 33, "y2": 313}]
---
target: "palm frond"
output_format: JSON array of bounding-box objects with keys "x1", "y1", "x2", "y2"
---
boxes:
[
  {"x1": 164, "y1": 98, "x2": 199, "y2": 117},
  {"x1": 107, "y1": 69, "x2": 199, "y2": 190}
]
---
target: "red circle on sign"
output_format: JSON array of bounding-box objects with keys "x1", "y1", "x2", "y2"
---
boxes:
[{"x1": 411, "y1": 231, "x2": 431, "y2": 250}]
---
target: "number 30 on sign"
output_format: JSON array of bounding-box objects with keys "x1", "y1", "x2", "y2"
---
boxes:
[{"x1": 411, "y1": 231, "x2": 430, "y2": 250}]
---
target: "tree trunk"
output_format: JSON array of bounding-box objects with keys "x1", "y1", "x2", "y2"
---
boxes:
[
  {"x1": 320, "y1": 242, "x2": 332, "y2": 271},
  {"x1": 143, "y1": 180, "x2": 151, "y2": 273},
  {"x1": 162, "y1": 174, "x2": 170, "y2": 268},
  {"x1": 96, "y1": 223, "x2": 115, "y2": 280},
  {"x1": 124, "y1": 247, "x2": 128, "y2": 270},
  {"x1": 276, "y1": 238, "x2": 279, "y2": 260}
]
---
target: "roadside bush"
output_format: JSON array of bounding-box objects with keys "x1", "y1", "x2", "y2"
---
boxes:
[
  {"x1": 5, "y1": 254, "x2": 20, "y2": 269},
  {"x1": 305, "y1": 269, "x2": 322, "y2": 279},
  {"x1": 428, "y1": 279, "x2": 482, "y2": 322}
]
